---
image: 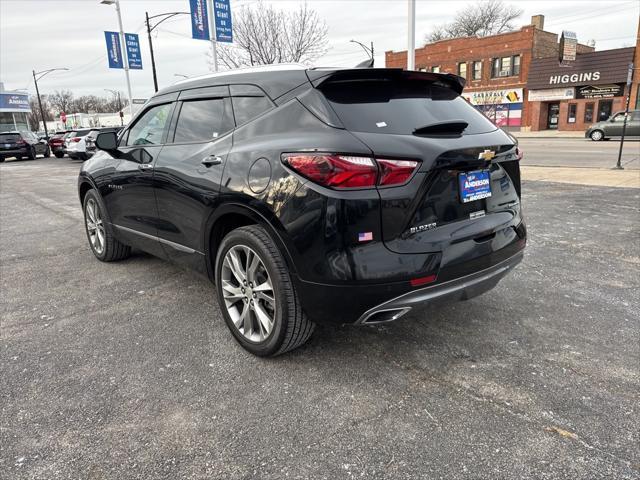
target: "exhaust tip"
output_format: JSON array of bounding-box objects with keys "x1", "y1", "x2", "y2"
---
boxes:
[{"x1": 361, "y1": 307, "x2": 411, "y2": 325}]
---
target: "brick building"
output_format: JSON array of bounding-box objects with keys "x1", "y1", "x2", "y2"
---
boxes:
[
  {"x1": 526, "y1": 47, "x2": 635, "y2": 132},
  {"x1": 385, "y1": 15, "x2": 597, "y2": 131}
]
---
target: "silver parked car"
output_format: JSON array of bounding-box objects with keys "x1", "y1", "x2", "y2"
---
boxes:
[{"x1": 585, "y1": 110, "x2": 640, "y2": 141}]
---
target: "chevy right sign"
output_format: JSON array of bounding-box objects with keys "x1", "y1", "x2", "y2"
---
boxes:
[{"x1": 213, "y1": 0, "x2": 233, "y2": 43}]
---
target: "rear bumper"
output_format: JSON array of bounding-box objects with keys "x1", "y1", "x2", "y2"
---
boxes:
[
  {"x1": 0, "y1": 148, "x2": 28, "y2": 157},
  {"x1": 356, "y1": 250, "x2": 523, "y2": 324}
]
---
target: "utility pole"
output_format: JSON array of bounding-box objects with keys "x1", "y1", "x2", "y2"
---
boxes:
[
  {"x1": 407, "y1": 0, "x2": 415, "y2": 70},
  {"x1": 32, "y1": 68, "x2": 69, "y2": 137},
  {"x1": 615, "y1": 63, "x2": 635, "y2": 170},
  {"x1": 144, "y1": 11, "x2": 189, "y2": 92},
  {"x1": 32, "y1": 70, "x2": 47, "y2": 137}
]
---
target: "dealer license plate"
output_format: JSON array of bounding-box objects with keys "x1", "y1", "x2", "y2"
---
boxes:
[{"x1": 459, "y1": 169, "x2": 492, "y2": 203}]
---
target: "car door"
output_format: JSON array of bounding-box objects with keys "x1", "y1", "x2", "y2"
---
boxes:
[
  {"x1": 103, "y1": 100, "x2": 176, "y2": 257},
  {"x1": 627, "y1": 111, "x2": 640, "y2": 136},
  {"x1": 604, "y1": 112, "x2": 626, "y2": 137},
  {"x1": 152, "y1": 86, "x2": 235, "y2": 271}
]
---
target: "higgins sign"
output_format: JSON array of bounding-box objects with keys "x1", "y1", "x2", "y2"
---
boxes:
[
  {"x1": 549, "y1": 71, "x2": 601, "y2": 85},
  {"x1": 0, "y1": 93, "x2": 30, "y2": 111}
]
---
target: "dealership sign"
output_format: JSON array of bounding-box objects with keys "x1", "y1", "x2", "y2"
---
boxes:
[
  {"x1": 462, "y1": 88, "x2": 523, "y2": 105},
  {"x1": 528, "y1": 88, "x2": 575, "y2": 102},
  {"x1": 575, "y1": 84, "x2": 624, "y2": 99},
  {"x1": 0, "y1": 93, "x2": 30, "y2": 111}
]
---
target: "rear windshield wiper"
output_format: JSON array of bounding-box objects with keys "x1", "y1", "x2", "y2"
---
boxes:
[{"x1": 413, "y1": 120, "x2": 469, "y2": 136}]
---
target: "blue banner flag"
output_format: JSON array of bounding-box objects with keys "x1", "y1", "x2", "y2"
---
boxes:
[
  {"x1": 213, "y1": 0, "x2": 233, "y2": 43},
  {"x1": 125, "y1": 33, "x2": 143, "y2": 69},
  {"x1": 104, "y1": 31, "x2": 123, "y2": 69},
  {"x1": 190, "y1": 0, "x2": 210, "y2": 41}
]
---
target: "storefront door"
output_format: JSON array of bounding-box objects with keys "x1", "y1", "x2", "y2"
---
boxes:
[
  {"x1": 547, "y1": 103, "x2": 560, "y2": 129},
  {"x1": 597, "y1": 100, "x2": 613, "y2": 121}
]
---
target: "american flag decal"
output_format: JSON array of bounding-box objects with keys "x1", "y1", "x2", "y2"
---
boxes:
[{"x1": 358, "y1": 232, "x2": 373, "y2": 242}]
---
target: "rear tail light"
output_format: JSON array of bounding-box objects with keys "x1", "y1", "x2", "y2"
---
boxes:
[
  {"x1": 515, "y1": 147, "x2": 523, "y2": 160},
  {"x1": 72, "y1": 137, "x2": 81, "y2": 142},
  {"x1": 283, "y1": 154, "x2": 377, "y2": 188},
  {"x1": 16, "y1": 138, "x2": 26, "y2": 145},
  {"x1": 377, "y1": 159, "x2": 420, "y2": 186},
  {"x1": 282, "y1": 154, "x2": 419, "y2": 189}
]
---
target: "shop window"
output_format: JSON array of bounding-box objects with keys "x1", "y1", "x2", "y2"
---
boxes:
[
  {"x1": 567, "y1": 103, "x2": 577, "y2": 123},
  {"x1": 584, "y1": 103, "x2": 594, "y2": 123},
  {"x1": 472, "y1": 61, "x2": 482, "y2": 80},
  {"x1": 431, "y1": 66, "x2": 441, "y2": 73},
  {"x1": 491, "y1": 55, "x2": 520, "y2": 78},
  {"x1": 458, "y1": 62, "x2": 467, "y2": 78}
]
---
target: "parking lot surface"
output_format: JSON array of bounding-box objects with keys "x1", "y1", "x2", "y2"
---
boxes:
[{"x1": 1, "y1": 156, "x2": 639, "y2": 479}]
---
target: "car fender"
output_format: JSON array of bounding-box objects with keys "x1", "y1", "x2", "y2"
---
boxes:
[{"x1": 203, "y1": 201, "x2": 299, "y2": 282}]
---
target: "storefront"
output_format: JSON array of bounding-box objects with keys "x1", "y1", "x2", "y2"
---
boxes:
[
  {"x1": 0, "y1": 88, "x2": 31, "y2": 132},
  {"x1": 461, "y1": 88, "x2": 524, "y2": 131},
  {"x1": 526, "y1": 47, "x2": 635, "y2": 131}
]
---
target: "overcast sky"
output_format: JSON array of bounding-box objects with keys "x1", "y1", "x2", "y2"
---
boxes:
[{"x1": 1, "y1": 0, "x2": 638, "y2": 101}]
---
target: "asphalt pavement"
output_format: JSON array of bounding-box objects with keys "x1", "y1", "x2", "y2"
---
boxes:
[
  {"x1": 518, "y1": 137, "x2": 639, "y2": 169},
  {"x1": 1, "y1": 155, "x2": 639, "y2": 479}
]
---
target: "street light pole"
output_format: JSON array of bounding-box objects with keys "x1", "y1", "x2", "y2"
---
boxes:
[
  {"x1": 145, "y1": 11, "x2": 189, "y2": 92},
  {"x1": 407, "y1": 0, "x2": 415, "y2": 70},
  {"x1": 615, "y1": 63, "x2": 635, "y2": 170},
  {"x1": 101, "y1": 0, "x2": 133, "y2": 117},
  {"x1": 32, "y1": 67, "x2": 69, "y2": 138},
  {"x1": 350, "y1": 40, "x2": 374, "y2": 67}
]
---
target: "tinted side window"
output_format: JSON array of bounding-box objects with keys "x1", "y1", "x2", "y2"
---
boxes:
[
  {"x1": 173, "y1": 98, "x2": 234, "y2": 143},
  {"x1": 231, "y1": 96, "x2": 273, "y2": 125},
  {"x1": 125, "y1": 103, "x2": 172, "y2": 146}
]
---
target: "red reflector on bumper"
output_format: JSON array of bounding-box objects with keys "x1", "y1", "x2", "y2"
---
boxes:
[{"x1": 410, "y1": 274, "x2": 437, "y2": 287}]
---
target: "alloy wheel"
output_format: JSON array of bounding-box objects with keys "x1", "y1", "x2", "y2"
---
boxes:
[
  {"x1": 221, "y1": 245, "x2": 276, "y2": 342},
  {"x1": 591, "y1": 130, "x2": 603, "y2": 141},
  {"x1": 85, "y1": 198, "x2": 105, "y2": 255}
]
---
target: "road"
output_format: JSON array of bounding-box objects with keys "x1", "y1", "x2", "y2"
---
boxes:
[
  {"x1": 519, "y1": 137, "x2": 639, "y2": 169},
  {"x1": 1, "y1": 157, "x2": 639, "y2": 479}
]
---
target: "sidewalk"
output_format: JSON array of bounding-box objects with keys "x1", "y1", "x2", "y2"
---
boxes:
[
  {"x1": 512, "y1": 130, "x2": 585, "y2": 139},
  {"x1": 522, "y1": 165, "x2": 640, "y2": 188}
]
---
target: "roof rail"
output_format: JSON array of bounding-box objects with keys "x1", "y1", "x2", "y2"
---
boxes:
[{"x1": 174, "y1": 63, "x2": 307, "y2": 85}]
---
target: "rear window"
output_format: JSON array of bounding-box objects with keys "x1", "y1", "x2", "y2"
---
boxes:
[
  {"x1": 320, "y1": 79, "x2": 497, "y2": 135},
  {"x1": 0, "y1": 133, "x2": 21, "y2": 142}
]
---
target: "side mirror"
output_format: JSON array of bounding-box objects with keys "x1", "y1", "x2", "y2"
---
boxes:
[{"x1": 95, "y1": 131, "x2": 118, "y2": 151}]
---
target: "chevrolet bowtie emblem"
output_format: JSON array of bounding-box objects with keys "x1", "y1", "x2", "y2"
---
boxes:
[{"x1": 478, "y1": 149, "x2": 496, "y2": 161}]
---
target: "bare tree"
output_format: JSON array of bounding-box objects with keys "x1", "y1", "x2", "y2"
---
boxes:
[
  {"x1": 48, "y1": 90, "x2": 74, "y2": 115},
  {"x1": 28, "y1": 95, "x2": 53, "y2": 131},
  {"x1": 425, "y1": 0, "x2": 523, "y2": 43},
  {"x1": 210, "y1": 1, "x2": 328, "y2": 70}
]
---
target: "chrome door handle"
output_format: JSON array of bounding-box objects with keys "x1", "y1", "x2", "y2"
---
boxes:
[
  {"x1": 138, "y1": 163, "x2": 153, "y2": 171},
  {"x1": 202, "y1": 155, "x2": 223, "y2": 166}
]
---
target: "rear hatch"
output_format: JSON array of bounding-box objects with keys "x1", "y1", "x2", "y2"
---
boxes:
[
  {"x1": 0, "y1": 133, "x2": 22, "y2": 150},
  {"x1": 313, "y1": 69, "x2": 522, "y2": 255}
]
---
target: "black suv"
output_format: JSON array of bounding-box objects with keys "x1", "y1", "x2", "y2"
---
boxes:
[
  {"x1": 0, "y1": 131, "x2": 50, "y2": 161},
  {"x1": 79, "y1": 66, "x2": 526, "y2": 356}
]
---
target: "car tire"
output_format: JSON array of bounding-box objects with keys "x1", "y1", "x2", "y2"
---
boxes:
[
  {"x1": 590, "y1": 130, "x2": 604, "y2": 141},
  {"x1": 215, "y1": 225, "x2": 315, "y2": 356},
  {"x1": 54, "y1": 152, "x2": 64, "y2": 158},
  {"x1": 0, "y1": 158, "x2": 4, "y2": 163},
  {"x1": 44, "y1": 146, "x2": 50, "y2": 157},
  {"x1": 83, "y1": 189, "x2": 131, "y2": 262},
  {"x1": 27, "y1": 146, "x2": 36, "y2": 160}
]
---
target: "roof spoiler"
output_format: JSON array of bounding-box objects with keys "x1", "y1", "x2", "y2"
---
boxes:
[{"x1": 306, "y1": 68, "x2": 466, "y2": 95}]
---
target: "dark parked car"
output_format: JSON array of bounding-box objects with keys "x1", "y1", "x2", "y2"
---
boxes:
[
  {"x1": 0, "y1": 131, "x2": 50, "y2": 161},
  {"x1": 49, "y1": 131, "x2": 69, "y2": 158},
  {"x1": 586, "y1": 109, "x2": 640, "y2": 141},
  {"x1": 78, "y1": 66, "x2": 526, "y2": 356}
]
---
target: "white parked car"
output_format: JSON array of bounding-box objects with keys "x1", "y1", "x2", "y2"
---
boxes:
[{"x1": 65, "y1": 128, "x2": 97, "y2": 161}]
